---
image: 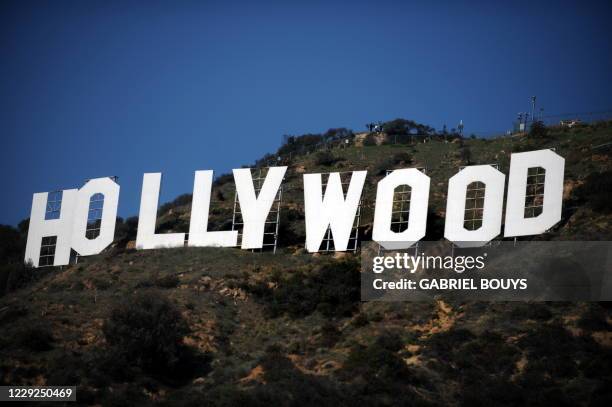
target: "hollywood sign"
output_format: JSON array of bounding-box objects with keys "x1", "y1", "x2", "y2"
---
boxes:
[{"x1": 25, "y1": 149, "x2": 564, "y2": 267}]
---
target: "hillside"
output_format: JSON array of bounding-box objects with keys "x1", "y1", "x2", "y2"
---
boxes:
[
  {"x1": 151, "y1": 120, "x2": 612, "y2": 244},
  {"x1": 1, "y1": 121, "x2": 611, "y2": 406}
]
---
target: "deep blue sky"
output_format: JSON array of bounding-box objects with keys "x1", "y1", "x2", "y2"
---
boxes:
[{"x1": 1, "y1": 0, "x2": 611, "y2": 225}]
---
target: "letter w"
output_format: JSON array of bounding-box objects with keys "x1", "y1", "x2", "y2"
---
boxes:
[{"x1": 303, "y1": 171, "x2": 366, "y2": 252}]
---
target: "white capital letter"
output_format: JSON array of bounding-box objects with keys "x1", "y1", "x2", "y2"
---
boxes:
[
  {"x1": 188, "y1": 170, "x2": 238, "y2": 247},
  {"x1": 136, "y1": 173, "x2": 185, "y2": 249},
  {"x1": 444, "y1": 165, "x2": 505, "y2": 247},
  {"x1": 504, "y1": 149, "x2": 564, "y2": 237},
  {"x1": 25, "y1": 189, "x2": 78, "y2": 267},
  {"x1": 233, "y1": 166, "x2": 287, "y2": 249},
  {"x1": 71, "y1": 177, "x2": 120, "y2": 256},
  {"x1": 373, "y1": 168, "x2": 430, "y2": 250},
  {"x1": 304, "y1": 171, "x2": 366, "y2": 252}
]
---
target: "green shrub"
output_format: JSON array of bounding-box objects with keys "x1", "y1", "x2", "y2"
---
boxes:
[
  {"x1": 382, "y1": 118, "x2": 434, "y2": 137},
  {"x1": 362, "y1": 134, "x2": 377, "y2": 146},
  {"x1": 452, "y1": 331, "x2": 518, "y2": 377},
  {"x1": 509, "y1": 303, "x2": 552, "y2": 321},
  {"x1": 529, "y1": 121, "x2": 548, "y2": 138},
  {"x1": 101, "y1": 384, "x2": 149, "y2": 407},
  {"x1": 459, "y1": 145, "x2": 472, "y2": 164},
  {"x1": 114, "y1": 216, "x2": 138, "y2": 245},
  {"x1": 277, "y1": 133, "x2": 323, "y2": 157},
  {"x1": 424, "y1": 328, "x2": 475, "y2": 360},
  {"x1": 424, "y1": 328, "x2": 521, "y2": 382},
  {"x1": 577, "y1": 305, "x2": 611, "y2": 331},
  {"x1": 103, "y1": 291, "x2": 189, "y2": 374},
  {"x1": 46, "y1": 351, "x2": 83, "y2": 385},
  {"x1": 0, "y1": 224, "x2": 25, "y2": 263},
  {"x1": 372, "y1": 152, "x2": 414, "y2": 175},
  {"x1": 323, "y1": 127, "x2": 353, "y2": 142},
  {"x1": 0, "y1": 305, "x2": 28, "y2": 326},
  {"x1": 18, "y1": 325, "x2": 54, "y2": 351},
  {"x1": 516, "y1": 324, "x2": 601, "y2": 379},
  {"x1": 177, "y1": 344, "x2": 346, "y2": 407},
  {"x1": 159, "y1": 193, "x2": 192, "y2": 214},
  {"x1": 576, "y1": 170, "x2": 612, "y2": 213},
  {"x1": 91, "y1": 276, "x2": 113, "y2": 290},
  {"x1": 213, "y1": 173, "x2": 233, "y2": 187},
  {"x1": 512, "y1": 138, "x2": 546, "y2": 153},
  {"x1": 318, "y1": 322, "x2": 341, "y2": 347},
  {"x1": 314, "y1": 151, "x2": 339, "y2": 166},
  {"x1": 276, "y1": 208, "x2": 305, "y2": 247},
  {"x1": 373, "y1": 157, "x2": 397, "y2": 175},
  {"x1": 0, "y1": 263, "x2": 37, "y2": 296},
  {"x1": 460, "y1": 375, "x2": 524, "y2": 407},
  {"x1": 249, "y1": 259, "x2": 361, "y2": 319},
  {"x1": 392, "y1": 152, "x2": 412, "y2": 164},
  {"x1": 154, "y1": 274, "x2": 180, "y2": 289},
  {"x1": 339, "y1": 331, "x2": 426, "y2": 401},
  {"x1": 341, "y1": 334, "x2": 406, "y2": 380},
  {"x1": 351, "y1": 312, "x2": 369, "y2": 327},
  {"x1": 0, "y1": 224, "x2": 38, "y2": 295},
  {"x1": 259, "y1": 345, "x2": 297, "y2": 383},
  {"x1": 373, "y1": 330, "x2": 404, "y2": 352},
  {"x1": 87, "y1": 347, "x2": 135, "y2": 386}
]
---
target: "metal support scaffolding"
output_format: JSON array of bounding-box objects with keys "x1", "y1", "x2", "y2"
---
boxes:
[
  {"x1": 231, "y1": 167, "x2": 283, "y2": 253},
  {"x1": 39, "y1": 236, "x2": 57, "y2": 267},
  {"x1": 524, "y1": 166, "x2": 545, "y2": 218},
  {"x1": 464, "y1": 181, "x2": 486, "y2": 231}
]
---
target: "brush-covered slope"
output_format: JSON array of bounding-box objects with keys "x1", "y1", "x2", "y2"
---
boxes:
[{"x1": 1, "y1": 122, "x2": 611, "y2": 406}]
